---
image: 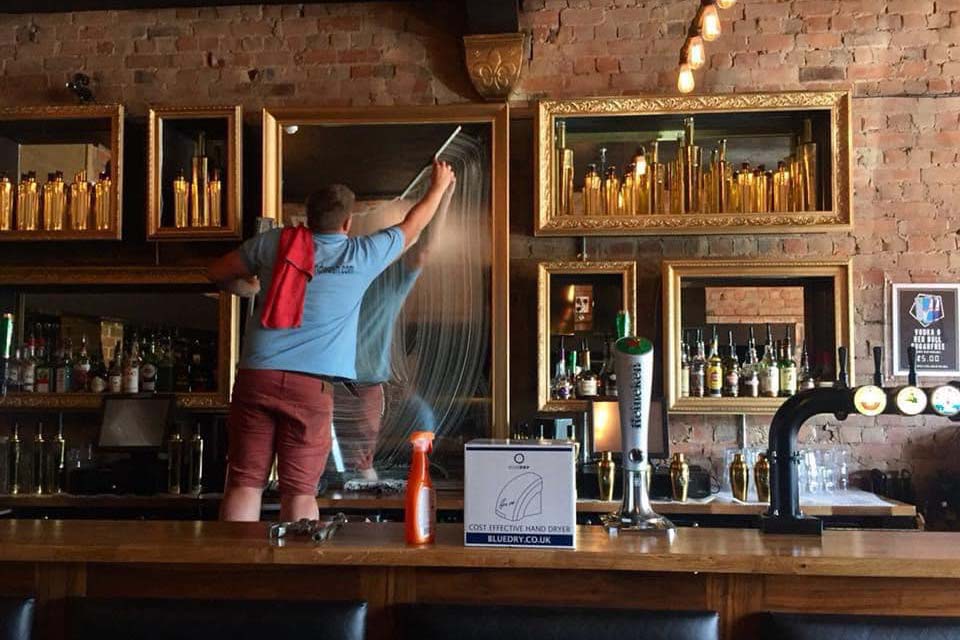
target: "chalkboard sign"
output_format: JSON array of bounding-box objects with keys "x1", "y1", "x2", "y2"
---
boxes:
[{"x1": 892, "y1": 283, "x2": 960, "y2": 377}]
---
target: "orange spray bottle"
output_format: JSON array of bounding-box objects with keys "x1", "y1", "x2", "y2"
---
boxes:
[{"x1": 405, "y1": 431, "x2": 436, "y2": 545}]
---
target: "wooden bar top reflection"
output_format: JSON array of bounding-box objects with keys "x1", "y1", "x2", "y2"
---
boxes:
[{"x1": 0, "y1": 520, "x2": 956, "y2": 579}]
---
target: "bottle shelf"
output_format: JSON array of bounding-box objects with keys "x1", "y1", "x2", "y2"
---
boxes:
[
  {"x1": 0, "y1": 392, "x2": 228, "y2": 412},
  {"x1": 668, "y1": 396, "x2": 786, "y2": 416}
]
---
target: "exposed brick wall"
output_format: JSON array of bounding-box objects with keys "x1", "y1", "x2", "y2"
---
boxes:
[{"x1": 1, "y1": 0, "x2": 959, "y2": 504}]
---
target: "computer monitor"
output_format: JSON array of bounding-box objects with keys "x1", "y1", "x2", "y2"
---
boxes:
[{"x1": 97, "y1": 396, "x2": 174, "y2": 451}]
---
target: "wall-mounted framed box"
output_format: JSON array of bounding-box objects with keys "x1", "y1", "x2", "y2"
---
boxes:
[
  {"x1": 535, "y1": 91, "x2": 852, "y2": 236},
  {"x1": 147, "y1": 106, "x2": 242, "y2": 241},
  {"x1": 537, "y1": 260, "x2": 636, "y2": 412},
  {"x1": 0, "y1": 104, "x2": 123, "y2": 241},
  {"x1": 662, "y1": 259, "x2": 854, "y2": 415}
]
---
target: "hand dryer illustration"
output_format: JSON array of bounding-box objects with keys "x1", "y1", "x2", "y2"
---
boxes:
[{"x1": 495, "y1": 472, "x2": 544, "y2": 521}]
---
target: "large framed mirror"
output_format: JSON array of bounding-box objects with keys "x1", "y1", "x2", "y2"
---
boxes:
[
  {"x1": 0, "y1": 267, "x2": 238, "y2": 410},
  {"x1": 537, "y1": 261, "x2": 636, "y2": 412},
  {"x1": 663, "y1": 259, "x2": 853, "y2": 414},
  {"x1": 262, "y1": 104, "x2": 509, "y2": 484}
]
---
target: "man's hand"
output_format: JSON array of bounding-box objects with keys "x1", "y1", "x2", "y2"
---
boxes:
[
  {"x1": 398, "y1": 160, "x2": 457, "y2": 250},
  {"x1": 430, "y1": 160, "x2": 456, "y2": 194},
  {"x1": 208, "y1": 250, "x2": 261, "y2": 297}
]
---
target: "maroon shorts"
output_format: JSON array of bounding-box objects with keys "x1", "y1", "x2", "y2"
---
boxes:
[
  {"x1": 333, "y1": 383, "x2": 384, "y2": 471},
  {"x1": 226, "y1": 369, "x2": 333, "y2": 497}
]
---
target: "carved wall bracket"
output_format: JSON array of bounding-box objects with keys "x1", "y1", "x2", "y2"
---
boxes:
[{"x1": 463, "y1": 33, "x2": 526, "y2": 101}]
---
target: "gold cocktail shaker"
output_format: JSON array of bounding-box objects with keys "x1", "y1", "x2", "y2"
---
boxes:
[
  {"x1": 669, "y1": 452, "x2": 689, "y2": 502},
  {"x1": 93, "y1": 172, "x2": 111, "y2": 230},
  {"x1": 729, "y1": 452, "x2": 749, "y2": 501},
  {"x1": 773, "y1": 162, "x2": 791, "y2": 213},
  {"x1": 798, "y1": 118, "x2": 818, "y2": 211},
  {"x1": 602, "y1": 165, "x2": 620, "y2": 215},
  {"x1": 69, "y1": 171, "x2": 92, "y2": 231},
  {"x1": 631, "y1": 147, "x2": 649, "y2": 214},
  {"x1": 208, "y1": 168, "x2": 222, "y2": 228},
  {"x1": 190, "y1": 133, "x2": 210, "y2": 227},
  {"x1": 754, "y1": 452, "x2": 771, "y2": 503},
  {"x1": 583, "y1": 164, "x2": 602, "y2": 215},
  {"x1": 16, "y1": 173, "x2": 39, "y2": 231},
  {"x1": 42, "y1": 172, "x2": 67, "y2": 231},
  {"x1": 736, "y1": 164, "x2": 754, "y2": 214},
  {"x1": 0, "y1": 174, "x2": 12, "y2": 230},
  {"x1": 555, "y1": 120, "x2": 575, "y2": 216},
  {"x1": 173, "y1": 170, "x2": 189, "y2": 228},
  {"x1": 622, "y1": 165, "x2": 636, "y2": 216},
  {"x1": 597, "y1": 451, "x2": 615, "y2": 501}
]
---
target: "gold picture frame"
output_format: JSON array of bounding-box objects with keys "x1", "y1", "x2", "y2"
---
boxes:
[
  {"x1": 662, "y1": 259, "x2": 854, "y2": 415},
  {"x1": 538, "y1": 260, "x2": 637, "y2": 412},
  {"x1": 261, "y1": 103, "x2": 510, "y2": 436},
  {"x1": 535, "y1": 90, "x2": 852, "y2": 236},
  {"x1": 0, "y1": 266, "x2": 238, "y2": 411},
  {"x1": 147, "y1": 105, "x2": 243, "y2": 241},
  {"x1": 0, "y1": 104, "x2": 124, "y2": 241}
]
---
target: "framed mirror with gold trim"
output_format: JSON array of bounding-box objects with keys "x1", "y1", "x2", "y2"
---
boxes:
[
  {"x1": 0, "y1": 267, "x2": 238, "y2": 411},
  {"x1": 0, "y1": 105, "x2": 124, "y2": 241},
  {"x1": 663, "y1": 259, "x2": 854, "y2": 415},
  {"x1": 148, "y1": 106, "x2": 243, "y2": 241},
  {"x1": 538, "y1": 260, "x2": 636, "y2": 412},
  {"x1": 261, "y1": 104, "x2": 509, "y2": 480},
  {"x1": 535, "y1": 91, "x2": 851, "y2": 236}
]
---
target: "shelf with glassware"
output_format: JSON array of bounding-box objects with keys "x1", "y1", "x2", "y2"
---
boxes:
[
  {"x1": 538, "y1": 261, "x2": 637, "y2": 412},
  {"x1": 534, "y1": 91, "x2": 851, "y2": 236},
  {"x1": 663, "y1": 259, "x2": 854, "y2": 415},
  {"x1": 147, "y1": 106, "x2": 242, "y2": 241},
  {"x1": 0, "y1": 105, "x2": 123, "y2": 241}
]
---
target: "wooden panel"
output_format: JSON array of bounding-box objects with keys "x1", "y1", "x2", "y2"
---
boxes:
[
  {"x1": 763, "y1": 575, "x2": 960, "y2": 616},
  {"x1": 0, "y1": 562, "x2": 35, "y2": 596},
  {"x1": 413, "y1": 568, "x2": 709, "y2": 610}
]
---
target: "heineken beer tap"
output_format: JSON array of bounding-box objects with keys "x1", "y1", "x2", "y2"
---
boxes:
[{"x1": 605, "y1": 335, "x2": 674, "y2": 532}]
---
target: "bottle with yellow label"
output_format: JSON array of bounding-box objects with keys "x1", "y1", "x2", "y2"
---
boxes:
[
  {"x1": 706, "y1": 325, "x2": 723, "y2": 398},
  {"x1": 778, "y1": 328, "x2": 798, "y2": 397}
]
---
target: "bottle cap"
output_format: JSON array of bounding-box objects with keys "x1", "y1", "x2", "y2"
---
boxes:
[{"x1": 409, "y1": 430, "x2": 434, "y2": 452}]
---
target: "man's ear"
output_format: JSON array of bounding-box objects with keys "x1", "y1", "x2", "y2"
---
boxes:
[{"x1": 342, "y1": 216, "x2": 353, "y2": 234}]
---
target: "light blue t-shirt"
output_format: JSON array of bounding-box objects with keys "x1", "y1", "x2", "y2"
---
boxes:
[{"x1": 238, "y1": 226, "x2": 405, "y2": 380}]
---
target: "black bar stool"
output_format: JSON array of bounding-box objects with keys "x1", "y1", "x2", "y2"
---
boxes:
[
  {"x1": 395, "y1": 603, "x2": 720, "y2": 640},
  {"x1": 68, "y1": 598, "x2": 366, "y2": 640},
  {"x1": 761, "y1": 611, "x2": 960, "y2": 639},
  {"x1": 0, "y1": 597, "x2": 34, "y2": 640}
]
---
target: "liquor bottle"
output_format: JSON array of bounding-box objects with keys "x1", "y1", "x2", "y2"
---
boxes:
[
  {"x1": 34, "y1": 340, "x2": 50, "y2": 393},
  {"x1": 123, "y1": 338, "x2": 141, "y2": 394},
  {"x1": 16, "y1": 172, "x2": 39, "y2": 231},
  {"x1": 602, "y1": 165, "x2": 620, "y2": 215},
  {"x1": 799, "y1": 340, "x2": 816, "y2": 390},
  {"x1": 190, "y1": 132, "x2": 210, "y2": 227},
  {"x1": 798, "y1": 118, "x2": 819, "y2": 211},
  {"x1": 173, "y1": 170, "x2": 189, "y2": 228},
  {"x1": 555, "y1": 121, "x2": 575, "y2": 217},
  {"x1": 167, "y1": 430, "x2": 183, "y2": 495},
  {"x1": 583, "y1": 164, "x2": 602, "y2": 215},
  {"x1": 41, "y1": 171, "x2": 67, "y2": 231},
  {"x1": 188, "y1": 423, "x2": 204, "y2": 495},
  {"x1": 32, "y1": 422, "x2": 45, "y2": 495},
  {"x1": 89, "y1": 354, "x2": 107, "y2": 393},
  {"x1": 47, "y1": 416, "x2": 66, "y2": 494},
  {"x1": 602, "y1": 337, "x2": 618, "y2": 398},
  {"x1": 20, "y1": 338, "x2": 36, "y2": 393},
  {"x1": 157, "y1": 335, "x2": 175, "y2": 392},
  {"x1": 0, "y1": 174, "x2": 12, "y2": 231},
  {"x1": 140, "y1": 338, "x2": 158, "y2": 393},
  {"x1": 740, "y1": 327, "x2": 760, "y2": 398},
  {"x1": 779, "y1": 329, "x2": 798, "y2": 397},
  {"x1": 6, "y1": 346, "x2": 21, "y2": 393},
  {"x1": 759, "y1": 324, "x2": 779, "y2": 398},
  {"x1": 723, "y1": 330, "x2": 740, "y2": 397},
  {"x1": 552, "y1": 337, "x2": 571, "y2": 400},
  {"x1": 188, "y1": 340, "x2": 208, "y2": 392},
  {"x1": 54, "y1": 338, "x2": 73, "y2": 394},
  {"x1": 208, "y1": 168, "x2": 222, "y2": 227},
  {"x1": 575, "y1": 340, "x2": 599, "y2": 399},
  {"x1": 108, "y1": 352, "x2": 123, "y2": 393},
  {"x1": 566, "y1": 349, "x2": 578, "y2": 394},
  {"x1": 689, "y1": 329, "x2": 706, "y2": 398},
  {"x1": 0, "y1": 313, "x2": 12, "y2": 397},
  {"x1": 706, "y1": 326, "x2": 723, "y2": 398},
  {"x1": 679, "y1": 332, "x2": 691, "y2": 398},
  {"x1": 7, "y1": 423, "x2": 21, "y2": 494},
  {"x1": 93, "y1": 171, "x2": 112, "y2": 231},
  {"x1": 72, "y1": 335, "x2": 91, "y2": 392},
  {"x1": 69, "y1": 171, "x2": 92, "y2": 231}
]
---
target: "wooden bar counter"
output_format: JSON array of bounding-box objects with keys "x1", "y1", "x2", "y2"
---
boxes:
[{"x1": 1, "y1": 520, "x2": 959, "y2": 639}]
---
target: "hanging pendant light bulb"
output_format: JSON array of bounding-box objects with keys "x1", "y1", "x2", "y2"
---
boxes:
[
  {"x1": 701, "y1": 1, "x2": 722, "y2": 41},
  {"x1": 685, "y1": 34, "x2": 706, "y2": 70},
  {"x1": 678, "y1": 64, "x2": 696, "y2": 94},
  {"x1": 717, "y1": 0, "x2": 736, "y2": 8}
]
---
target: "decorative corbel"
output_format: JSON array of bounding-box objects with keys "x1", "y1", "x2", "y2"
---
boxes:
[{"x1": 463, "y1": 0, "x2": 524, "y2": 101}]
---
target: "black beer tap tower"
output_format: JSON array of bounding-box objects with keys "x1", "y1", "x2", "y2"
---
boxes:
[{"x1": 761, "y1": 345, "x2": 960, "y2": 535}]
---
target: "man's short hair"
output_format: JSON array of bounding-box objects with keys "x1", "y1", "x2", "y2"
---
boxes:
[{"x1": 305, "y1": 185, "x2": 355, "y2": 232}]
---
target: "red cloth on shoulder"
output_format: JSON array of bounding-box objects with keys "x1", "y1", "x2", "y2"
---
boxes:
[{"x1": 260, "y1": 225, "x2": 315, "y2": 329}]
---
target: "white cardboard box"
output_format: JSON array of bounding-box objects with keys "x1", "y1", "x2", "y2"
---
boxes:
[{"x1": 464, "y1": 439, "x2": 576, "y2": 549}]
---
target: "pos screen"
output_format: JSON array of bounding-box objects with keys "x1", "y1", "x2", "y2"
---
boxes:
[{"x1": 97, "y1": 396, "x2": 173, "y2": 450}]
